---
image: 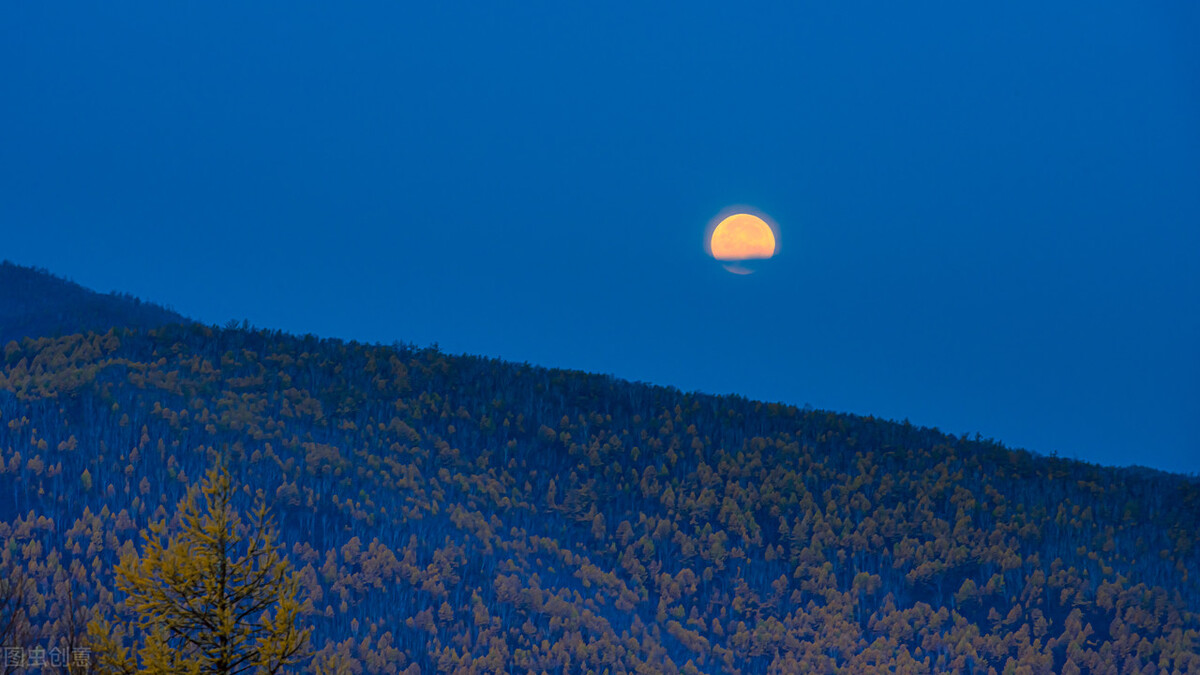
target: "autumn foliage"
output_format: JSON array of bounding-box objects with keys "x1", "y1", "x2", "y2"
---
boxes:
[
  {"x1": 1, "y1": 313, "x2": 1199, "y2": 672},
  {"x1": 88, "y1": 463, "x2": 308, "y2": 674}
]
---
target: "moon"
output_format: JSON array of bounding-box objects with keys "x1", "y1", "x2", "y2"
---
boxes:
[{"x1": 706, "y1": 212, "x2": 778, "y2": 274}]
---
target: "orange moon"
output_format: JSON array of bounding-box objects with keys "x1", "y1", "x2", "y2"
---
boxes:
[{"x1": 709, "y1": 213, "x2": 777, "y2": 261}]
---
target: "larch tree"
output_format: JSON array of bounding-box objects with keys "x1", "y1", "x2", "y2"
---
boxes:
[
  {"x1": 88, "y1": 464, "x2": 310, "y2": 675},
  {"x1": 0, "y1": 560, "x2": 31, "y2": 675}
]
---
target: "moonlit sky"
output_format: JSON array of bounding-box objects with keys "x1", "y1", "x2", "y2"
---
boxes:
[{"x1": 2, "y1": 4, "x2": 1198, "y2": 472}]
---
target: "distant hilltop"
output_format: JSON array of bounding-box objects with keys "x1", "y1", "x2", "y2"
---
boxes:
[{"x1": 0, "y1": 260, "x2": 187, "y2": 344}]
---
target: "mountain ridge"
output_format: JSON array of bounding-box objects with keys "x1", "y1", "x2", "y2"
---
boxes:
[{"x1": 3, "y1": 261, "x2": 1189, "y2": 479}]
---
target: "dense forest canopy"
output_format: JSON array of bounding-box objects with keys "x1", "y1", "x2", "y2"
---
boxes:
[{"x1": 1, "y1": 265, "x2": 1198, "y2": 673}]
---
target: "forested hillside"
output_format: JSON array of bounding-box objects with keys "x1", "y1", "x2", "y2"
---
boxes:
[
  {"x1": 0, "y1": 262, "x2": 183, "y2": 345},
  {"x1": 1, "y1": 270, "x2": 1198, "y2": 673}
]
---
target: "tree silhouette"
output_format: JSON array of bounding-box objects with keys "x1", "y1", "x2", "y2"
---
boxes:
[{"x1": 88, "y1": 464, "x2": 309, "y2": 675}]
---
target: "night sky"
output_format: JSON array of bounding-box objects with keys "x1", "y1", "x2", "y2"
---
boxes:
[{"x1": 3, "y1": 3, "x2": 1197, "y2": 472}]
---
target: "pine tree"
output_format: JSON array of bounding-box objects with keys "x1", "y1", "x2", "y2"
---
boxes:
[{"x1": 88, "y1": 464, "x2": 310, "y2": 674}]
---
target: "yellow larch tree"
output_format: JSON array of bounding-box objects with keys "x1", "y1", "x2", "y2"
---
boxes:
[{"x1": 88, "y1": 464, "x2": 309, "y2": 674}]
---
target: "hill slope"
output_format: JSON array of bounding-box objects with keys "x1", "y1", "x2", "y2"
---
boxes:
[
  {"x1": 0, "y1": 261, "x2": 186, "y2": 344},
  {"x1": 1, "y1": 273, "x2": 1198, "y2": 674}
]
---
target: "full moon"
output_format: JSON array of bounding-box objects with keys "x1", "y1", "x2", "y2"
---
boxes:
[{"x1": 707, "y1": 212, "x2": 777, "y2": 274}]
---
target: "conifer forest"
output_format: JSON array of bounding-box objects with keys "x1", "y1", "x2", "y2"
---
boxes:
[{"x1": 1, "y1": 263, "x2": 1198, "y2": 674}]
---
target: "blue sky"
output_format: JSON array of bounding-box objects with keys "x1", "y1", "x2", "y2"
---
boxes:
[{"x1": 3, "y1": 3, "x2": 1197, "y2": 472}]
